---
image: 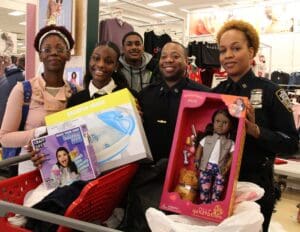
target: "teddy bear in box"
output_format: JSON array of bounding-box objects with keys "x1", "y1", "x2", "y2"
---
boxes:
[{"x1": 174, "y1": 168, "x2": 198, "y2": 202}]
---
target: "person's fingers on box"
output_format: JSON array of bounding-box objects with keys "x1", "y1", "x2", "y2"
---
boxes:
[
  {"x1": 135, "y1": 98, "x2": 143, "y2": 117},
  {"x1": 31, "y1": 151, "x2": 45, "y2": 168}
]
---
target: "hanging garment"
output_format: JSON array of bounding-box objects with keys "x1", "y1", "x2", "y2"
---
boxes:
[
  {"x1": 201, "y1": 42, "x2": 220, "y2": 68},
  {"x1": 188, "y1": 42, "x2": 220, "y2": 68},
  {"x1": 187, "y1": 64, "x2": 202, "y2": 84},
  {"x1": 188, "y1": 41, "x2": 202, "y2": 68},
  {"x1": 99, "y1": 18, "x2": 134, "y2": 50},
  {"x1": 144, "y1": 30, "x2": 172, "y2": 59}
]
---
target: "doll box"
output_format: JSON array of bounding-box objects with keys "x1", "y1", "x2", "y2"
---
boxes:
[
  {"x1": 31, "y1": 125, "x2": 99, "y2": 189},
  {"x1": 160, "y1": 90, "x2": 248, "y2": 223},
  {"x1": 45, "y1": 89, "x2": 152, "y2": 172}
]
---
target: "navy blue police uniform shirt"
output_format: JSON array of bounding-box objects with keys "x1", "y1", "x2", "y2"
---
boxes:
[
  {"x1": 138, "y1": 78, "x2": 210, "y2": 162},
  {"x1": 213, "y1": 69, "x2": 299, "y2": 174}
]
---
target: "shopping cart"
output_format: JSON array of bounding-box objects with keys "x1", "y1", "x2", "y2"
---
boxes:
[{"x1": 0, "y1": 158, "x2": 138, "y2": 232}]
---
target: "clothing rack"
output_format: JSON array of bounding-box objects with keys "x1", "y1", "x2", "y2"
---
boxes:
[
  {"x1": 188, "y1": 34, "x2": 216, "y2": 43},
  {"x1": 137, "y1": 20, "x2": 182, "y2": 28},
  {"x1": 118, "y1": 0, "x2": 184, "y2": 42},
  {"x1": 99, "y1": 10, "x2": 149, "y2": 25},
  {"x1": 100, "y1": 0, "x2": 185, "y2": 42}
]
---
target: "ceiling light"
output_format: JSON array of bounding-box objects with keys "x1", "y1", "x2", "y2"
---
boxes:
[
  {"x1": 180, "y1": 8, "x2": 190, "y2": 13},
  {"x1": 152, "y1": 13, "x2": 166, "y2": 17},
  {"x1": 19, "y1": 21, "x2": 26, "y2": 26},
  {"x1": 147, "y1": 1, "x2": 173, "y2": 8},
  {"x1": 9, "y1": 11, "x2": 25, "y2": 16},
  {"x1": 17, "y1": 42, "x2": 23, "y2": 46}
]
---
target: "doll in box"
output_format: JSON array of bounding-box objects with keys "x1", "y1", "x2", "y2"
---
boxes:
[{"x1": 194, "y1": 109, "x2": 236, "y2": 204}]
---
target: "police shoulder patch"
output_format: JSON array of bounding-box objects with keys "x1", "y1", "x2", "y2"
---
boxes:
[{"x1": 275, "y1": 89, "x2": 292, "y2": 112}]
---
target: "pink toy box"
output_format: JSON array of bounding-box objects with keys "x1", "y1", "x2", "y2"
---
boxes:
[{"x1": 160, "y1": 90, "x2": 248, "y2": 223}]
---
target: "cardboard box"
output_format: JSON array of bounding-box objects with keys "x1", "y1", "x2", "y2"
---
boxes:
[
  {"x1": 45, "y1": 89, "x2": 152, "y2": 172},
  {"x1": 32, "y1": 125, "x2": 99, "y2": 189},
  {"x1": 160, "y1": 91, "x2": 248, "y2": 223}
]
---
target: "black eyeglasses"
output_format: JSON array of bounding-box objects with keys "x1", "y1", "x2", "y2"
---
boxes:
[{"x1": 40, "y1": 47, "x2": 68, "y2": 54}]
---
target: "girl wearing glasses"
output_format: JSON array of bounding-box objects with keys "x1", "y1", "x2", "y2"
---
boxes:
[{"x1": 0, "y1": 25, "x2": 81, "y2": 176}]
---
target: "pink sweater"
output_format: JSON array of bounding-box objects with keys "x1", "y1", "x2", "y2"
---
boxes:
[{"x1": 0, "y1": 76, "x2": 81, "y2": 147}]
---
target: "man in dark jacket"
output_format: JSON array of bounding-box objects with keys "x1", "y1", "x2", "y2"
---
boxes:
[
  {"x1": 121, "y1": 41, "x2": 210, "y2": 232},
  {"x1": 0, "y1": 54, "x2": 23, "y2": 177},
  {"x1": 5, "y1": 59, "x2": 25, "y2": 92},
  {"x1": 119, "y1": 32, "x2": 160, "y2": 92},
  {"x1": 0, "y1": 54, "x2": 17, "y2": 126}
]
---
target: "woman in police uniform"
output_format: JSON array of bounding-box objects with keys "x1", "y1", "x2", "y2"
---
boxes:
[{"x1": 214, "y1": 19, "x2": 298, "y2": 232}]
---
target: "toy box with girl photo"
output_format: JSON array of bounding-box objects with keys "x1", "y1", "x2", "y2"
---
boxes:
[
  {"x1": 31, "y1": 125, "x2": 99, "y2": 189},
  {"x1": 160, "y1": 91, "x2": 248, "y2": 223},
  {"x1": 45, "y1": 89, "x2": 152, "y2": 172}
]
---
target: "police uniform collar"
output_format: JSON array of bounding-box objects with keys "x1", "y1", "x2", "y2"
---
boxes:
[
  {"x1": 159, "y1": 78, "x2": 187, "y2": 95},
  {"x1": 227, "y1": 69, "x2": 255, "y2": 90}
]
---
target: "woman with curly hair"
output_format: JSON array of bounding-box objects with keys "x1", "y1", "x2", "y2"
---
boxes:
[{"x1": 214, "y1": 19, "x2": 298, "y2": 232}]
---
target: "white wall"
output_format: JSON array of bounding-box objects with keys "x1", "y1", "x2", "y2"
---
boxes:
[{"x1": 261, "y1": 33, "x2": 300, "y2": 73}]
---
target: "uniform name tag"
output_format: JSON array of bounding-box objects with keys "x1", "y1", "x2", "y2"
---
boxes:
[{"x1": 250, "y1": 89, "x2": 263, "y2": 109}]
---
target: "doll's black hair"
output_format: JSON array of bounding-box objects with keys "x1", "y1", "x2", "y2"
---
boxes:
[
  {"x1": 204, "y1": 108, "x2": 237, "y2": 140},
  {"x1": 56, "y1": 147, "x2": 78, "y2": 174}
]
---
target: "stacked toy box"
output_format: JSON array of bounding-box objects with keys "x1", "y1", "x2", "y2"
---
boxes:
[{"x1": 45, "y1": 89, "x2": 152, "y2": 172}]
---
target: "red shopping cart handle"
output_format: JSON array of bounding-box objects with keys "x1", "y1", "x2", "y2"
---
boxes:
[{"x1": 0, "y1": 200, "x2": 120, "y2": 232}]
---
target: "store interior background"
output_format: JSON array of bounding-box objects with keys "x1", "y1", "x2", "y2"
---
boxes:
[
  {"x1": 0, "y1": 0, "x2": 299, "y2": 231},
  {"x1": 1, "y1": 0, "x2": 300, "y2": 75}
]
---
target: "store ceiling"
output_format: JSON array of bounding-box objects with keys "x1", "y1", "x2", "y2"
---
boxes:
[
  {"x1": 0, "y1": 7, "x2": 25, "y2": 39},
  {"x1": 0, "y1": 0, "x2": 274, "y2": 54},
  {"x1": 100, "y1": 0, "x2": 265, "y2": 23},
  {"x1": 0, "y1": 3, "x2": 26, "y2": 54}
]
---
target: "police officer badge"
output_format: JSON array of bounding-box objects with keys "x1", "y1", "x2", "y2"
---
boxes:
[
  {"x1": 276, "y1": 89, "x2": 293, "y2": 112},
  {"x1": 250, "y1": 89, "x2": 263, "y2": 109}
]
